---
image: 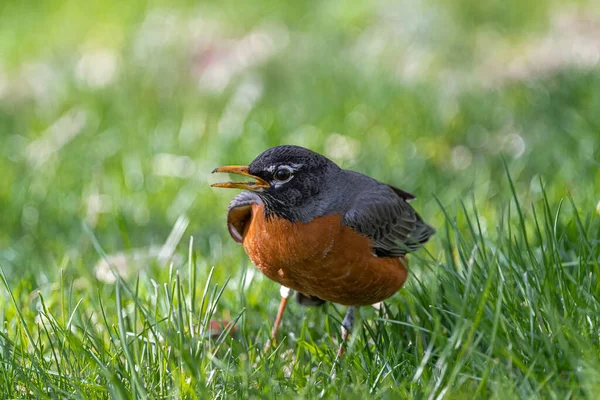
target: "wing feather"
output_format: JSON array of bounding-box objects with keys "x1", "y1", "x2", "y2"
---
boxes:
[{"x1": 343, "y1": 185, "x2": 434, "y2": 257}]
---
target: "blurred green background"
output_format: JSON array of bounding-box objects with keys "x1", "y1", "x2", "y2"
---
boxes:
[
  {"x1": 1, "y1": 1, "x2": 600, "y2": 397},
  {"x1": 1, "y1": 0, "x2": 599, "y2": 293}
]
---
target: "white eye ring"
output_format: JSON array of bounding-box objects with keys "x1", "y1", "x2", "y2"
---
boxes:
[{"x1": 272, "y1": 165, "x2": 294, "y2": 183}]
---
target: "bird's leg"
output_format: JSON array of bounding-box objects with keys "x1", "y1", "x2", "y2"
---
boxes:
[
  {"x1": 338, "y1": 306, "x2": 356, "y2": 357},
  {"x1": 272, "y1": 286, "x2": 293, "y2": 339},
  {"x1": 265, "y1": 286, "x2": 293, "y2": 350}
]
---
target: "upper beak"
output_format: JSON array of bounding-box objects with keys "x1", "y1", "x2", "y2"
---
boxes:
[{"x1": 211, "y1": 165, "x2": 269, "y2": 190}]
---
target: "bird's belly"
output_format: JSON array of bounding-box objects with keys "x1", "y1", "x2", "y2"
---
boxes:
[{"x1": 242, "y1": 204, "x2": 408, "y2": 306}]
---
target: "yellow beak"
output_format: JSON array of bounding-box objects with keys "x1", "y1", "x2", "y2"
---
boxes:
[{"x1": 211, "y1": 165, "x2": 269, "y2": 190}]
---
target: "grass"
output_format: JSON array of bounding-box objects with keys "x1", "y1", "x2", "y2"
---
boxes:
[
  {"x1": 1, "y1": 0, "x2": 600, "y2": 398},
  {"x1": 1, "y1": 179, "x2": 599, "y2": 398}
]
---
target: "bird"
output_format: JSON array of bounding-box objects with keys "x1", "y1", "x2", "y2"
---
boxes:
[{"x1": 211, "y1": 145, "x2": 434, "y2": 354}]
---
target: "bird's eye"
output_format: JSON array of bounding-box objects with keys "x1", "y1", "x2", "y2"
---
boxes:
[{"x1": 273, "y1": 167, "x2": 293, "y2": 182}]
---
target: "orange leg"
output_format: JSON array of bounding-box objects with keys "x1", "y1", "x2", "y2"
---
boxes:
[{"x1": 265, "y1": 286, "x2": 293, "y2": 350}]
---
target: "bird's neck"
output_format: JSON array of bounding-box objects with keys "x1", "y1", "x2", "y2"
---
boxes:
[{"x1": 259, "y1": 192, "x2": 333, "y2": 223}]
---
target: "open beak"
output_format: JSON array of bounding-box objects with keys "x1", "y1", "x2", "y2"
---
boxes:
[{"x1": 211, "y1": 165, "x2": 269, "y2": 190}]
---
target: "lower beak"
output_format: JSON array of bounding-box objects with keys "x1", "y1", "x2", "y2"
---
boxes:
[{"x1": 211, "y1": 165, "x2": 269, "y2": 190}]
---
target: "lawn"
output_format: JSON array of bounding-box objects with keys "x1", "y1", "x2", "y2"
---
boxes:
[{"x1": 1, "y1": 0, "x2": 600, "y2": 398}]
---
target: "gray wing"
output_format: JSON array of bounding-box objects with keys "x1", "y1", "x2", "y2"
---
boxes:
[
  {"x1": 226, "y1": 191, "x2": 262, "y2": 243},
  {"x1": 343, "y1": 184, "x2": 434, "y2": 257}
]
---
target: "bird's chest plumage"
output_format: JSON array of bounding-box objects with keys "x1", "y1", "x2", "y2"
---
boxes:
[{"x1": 241, "y1": 204, "x2": 408, "y2": 305}]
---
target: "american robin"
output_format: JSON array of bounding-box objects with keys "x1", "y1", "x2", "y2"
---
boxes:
[{"x1": 211, "y1": 145, "x2": 434, "y2": 354}]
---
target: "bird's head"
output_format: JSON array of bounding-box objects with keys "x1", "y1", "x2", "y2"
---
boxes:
[{"x1": 212, "y1": 145, "x2": 340, "y2": 220}]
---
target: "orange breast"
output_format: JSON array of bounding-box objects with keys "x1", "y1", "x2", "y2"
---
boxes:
[{"x1": 241, "y1": 203, "x2": 408, "y2": 306}]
